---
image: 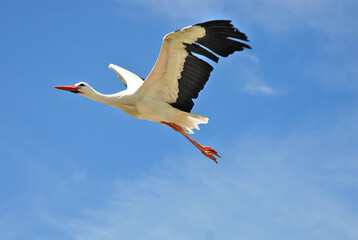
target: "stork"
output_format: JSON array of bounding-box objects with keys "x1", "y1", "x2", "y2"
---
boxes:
[{"x1": 54, "y1": 20, "x2": 250, "y2": 163}]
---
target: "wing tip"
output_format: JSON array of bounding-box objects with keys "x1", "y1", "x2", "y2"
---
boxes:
[{"x1": 194, "y1": 19, "x2": 251, "y2": 56}]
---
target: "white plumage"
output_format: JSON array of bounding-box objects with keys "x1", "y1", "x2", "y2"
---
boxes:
[{"x1": 55, "y1": 20, "x2": 250, "y2": 163}]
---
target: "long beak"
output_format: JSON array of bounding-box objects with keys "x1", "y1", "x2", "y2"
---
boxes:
[{"x1": 54, "y1": 85, "x2": 79, "y2": 93}]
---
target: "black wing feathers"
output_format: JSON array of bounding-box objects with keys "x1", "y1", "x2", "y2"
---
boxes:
[
  {"x1": 183, "y1": 43, "x2": 219, "y2": 63},
  {"x1": 171, "y1": 54, "x2": 213, "y2": 112},
  {"x1": 170, "y1": 20, "x2": 250, "y2": 113}
]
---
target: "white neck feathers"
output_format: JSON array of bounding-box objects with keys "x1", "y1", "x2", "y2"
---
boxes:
[{"x1": 80, "y1": 86, "x2": 123, "y2": 107}]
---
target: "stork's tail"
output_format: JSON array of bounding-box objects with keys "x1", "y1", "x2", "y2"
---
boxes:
[{"x1": 182, "y1": 113, "x2": 209, "y2": 134}]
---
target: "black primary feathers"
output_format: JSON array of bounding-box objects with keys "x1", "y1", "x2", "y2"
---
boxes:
[{"x1": 170, "y1": 20, "x2": 251, "y2": 113}]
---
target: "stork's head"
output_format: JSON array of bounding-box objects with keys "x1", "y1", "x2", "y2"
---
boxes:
[
  {"x1": 54, "y1": 82, "x2": 92, "y2": 95},
  {"x1": 54, "y1": 82, "x2": 115, "y2": 106}
]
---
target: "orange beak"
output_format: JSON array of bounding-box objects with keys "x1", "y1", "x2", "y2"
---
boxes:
[{"x1": 54, "y1": 85, "x2": 79, "y2": 93}]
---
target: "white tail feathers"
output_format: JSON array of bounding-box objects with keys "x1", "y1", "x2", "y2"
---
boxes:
[{"x1": 183, "y1": 114, "x2": 209, "y2": 134}]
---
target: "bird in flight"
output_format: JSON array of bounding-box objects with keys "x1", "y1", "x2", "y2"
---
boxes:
[{"x1": 55, "y1": 20, "x2": 250, "y2": 163}]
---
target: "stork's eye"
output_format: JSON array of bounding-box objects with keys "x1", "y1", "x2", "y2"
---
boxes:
[{"x1": 78, "y1": 83, "x2": 85, "y2": 87}]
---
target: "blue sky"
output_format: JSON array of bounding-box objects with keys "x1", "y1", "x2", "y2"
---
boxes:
[{"x1": 1, "y1": 0, "x2": 358, "y2": 239}]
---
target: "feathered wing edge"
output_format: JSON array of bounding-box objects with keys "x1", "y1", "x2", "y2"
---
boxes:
[
  {"x1": 108, "y1": 64, "x2": 144, "y2": 92},
  {"x1": 171, "y1": 20, "x2": 251, "y2": 112}
]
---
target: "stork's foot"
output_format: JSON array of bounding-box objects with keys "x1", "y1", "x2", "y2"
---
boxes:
[
  {"x1": 161, "y1": 121, "x2": 221, "y2": 163},
  {"x1": 200, "y1": 146, "x2": 221, "y2": 163}
]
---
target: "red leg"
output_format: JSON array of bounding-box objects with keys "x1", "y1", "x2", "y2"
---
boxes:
[{"x1": 161, "y1": 121, "x2": 221, "y2": 163}]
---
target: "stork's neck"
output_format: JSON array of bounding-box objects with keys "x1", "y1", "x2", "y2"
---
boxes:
[{"x1": 81, "y1": 86, "x2": 123, "y2": 107}]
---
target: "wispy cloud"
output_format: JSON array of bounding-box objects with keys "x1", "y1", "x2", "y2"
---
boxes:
[
  {"x1": 235, "y1": 0, "x2": 358, "y2": 36},
  {"x1": 226, "y1": 0, "x2": 358, "y2": 91},
  {"x1": 229, "y1": 54, "x2": 276, "y2": 96},
  {"x1": 48, "y1": 108, "x2": 358, "y2": 240},
  {"x1": 241, "y1": 78, "x2": 275, "y2": 95}
]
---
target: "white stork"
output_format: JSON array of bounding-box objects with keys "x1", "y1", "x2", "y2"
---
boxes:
[{"x1": 54, "y1": 20, "x2": 250, "y2": 163}]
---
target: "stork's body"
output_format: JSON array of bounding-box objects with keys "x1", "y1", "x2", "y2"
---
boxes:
[{"x1": 55, "y1": 20, "x2": 251, "y2": 163}]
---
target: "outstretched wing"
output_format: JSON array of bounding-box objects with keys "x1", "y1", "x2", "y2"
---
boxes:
[
  {"x1": 138, "y1": 20, "x2": 251, "y2": 113},
  {"x1": 109, "y1": 64, "x2": 144, "y2": 93}
]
